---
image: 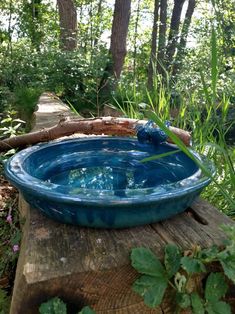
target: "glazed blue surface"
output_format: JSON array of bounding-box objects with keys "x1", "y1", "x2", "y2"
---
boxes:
[{"x1": 4, "y1": 137, "x2": 214, "y2": 228}]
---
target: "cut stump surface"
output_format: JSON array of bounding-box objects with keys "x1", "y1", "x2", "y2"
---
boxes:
[{"x1": 10, "y1": 93, "x2": 234, "y2": 314}]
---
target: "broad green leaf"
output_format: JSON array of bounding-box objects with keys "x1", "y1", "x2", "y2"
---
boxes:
[
  {"x1": 164, "y1": 244, "x2": 181, "y2": 278},
  {"x1": 220, "y1": 258, "x2": 235, "y2": 284},
  {"x1": 191, "y1": 293, "x2": 205, "y2": 314},
  {"x1": 39, "y1": 297, "x2": 67, "y2": 314},
  {"x1": 131, "y1": 248, "x2": 166, "y2": 277},
  {"x1": 181, "y1": 256, "x2": 206, "y2": 274},
  {"x1": 132, "y1": 275, "x2": 167, "y2": 308},
  {"x1": 200, "y1": 246, "x2": 219, "y2": 263},
  {"x1": 205, "y1": 273, "x2": 228, "y2": 302},
  {"x1": 79, "y1": 306, "x2": 96, "y2": 314},
  {"x1": 175, "y1": 293, "x2": 191, "y2": 309},
  {"x1": 206, "y1": 301, "x2": 231, "y2": 314}
]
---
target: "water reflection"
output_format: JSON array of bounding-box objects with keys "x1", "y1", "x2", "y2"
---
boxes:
[{"x1": 46, "y1": 153, "x2": 189, "y2": 196}]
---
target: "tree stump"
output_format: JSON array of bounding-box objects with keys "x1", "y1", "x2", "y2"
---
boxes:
[{"x1": 10, "y1": 93, "x2": 234, "y2": 314}]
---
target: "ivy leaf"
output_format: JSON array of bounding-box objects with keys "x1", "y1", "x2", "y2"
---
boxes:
[
  {"x1": 164, "y1": 244, "x2": 181, "y2": 278},
  {"x1": 205, "y1": 273, "x2": 228, "y2": 302},
  {"x1": 132, "y1": 275, "x2": 167, "y2": 308},
  {"x1": 181, "y1": 256, "x2": 206, "y2": 274},
  {"x1": 131, "y1": 248, "x2": 166, "y2": 277},
  {"x1": 39, "y1": 297, "x2": 67, "y2": 314},
  {"x1": 79, "y1": 306, "x2": 96, "y2": 314},
  {"x1": 191, "y1": 292, "x2": 205, "y2": 314},
  {"x1": 175, "y1": 293, "x2": 191, "y2": 309},
  {"x1": 206, "y1": 301, "x2": 231, "y2": 314}
]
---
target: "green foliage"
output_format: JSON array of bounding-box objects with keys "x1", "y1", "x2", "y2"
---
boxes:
[
  {"x1": 14, "y1": 87, "x2": 41, "y2": 122},
  {"x1": 191, "y1": 292, "x2": 205, "y2": 314},
  {"x1": 0, "y1": 289, "x2": 10, "y2": 314},
  {"x1": 39, "y1": 297, "x2": 67, "y2": 314},
  {"x1": 164, "y1": 244, "x2": 181, "y2": 278},
  {"x1": 79, "y1": 306, "x2": 96, "y2": 314},
  {"x1": 131, "y1": 247, "x2": 166, "y2": 277},
  {"x1": 131, "y1": 226, "x2": 235, "y2": 312},
  {"x1": 0, "y1": 109, "x2": 25, "y2": 139},
  {"x1": 205, "y1": 273, "x2": 228, "y2": 303},
  {"x1": 39, "y1": 297, "x2": 96, "y2": 314},
  {"x1": 181, "y1": 256, "x2": 206, "y2": 274},
  {"x1": 133, "y1": 275, "x2": 167, "y2": 308}
]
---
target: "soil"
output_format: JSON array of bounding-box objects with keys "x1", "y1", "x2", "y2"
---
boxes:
[{"x1": 0, "y1": 162, "x2": 19, "y2": 294}]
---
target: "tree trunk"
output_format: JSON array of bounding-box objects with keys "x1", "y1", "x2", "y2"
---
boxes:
[
  {"x1": 93, "y1": 0, "x2": 103, "y2": 47},
  {"x1": 7, "y1": 0, "x2": 13, "y2": 57},
  {"x1": 0, "y1": 117, "x2": 191, "y2": 152},
  {"x1": 99, "y1": 0, "x2": 131, "y2": 97},
  {"x1": 165, "y1": 0, "x2": 185, "y2": 72},
  {"x1": 57, "y1": 0, "x2": 77, "y2": 51},
  {"x1": 172, "y1": 0, "x2": 196, "y2": 76},
  {"x1": 133, "y1": 0, "x2": 141, "y2": 80},
  {"x1": 147, "y1": 0, "x2": 159, "y2": 89},
  {"x1": 156, "y1": 0, "x2": 167, "y2": 75},
  {"x1": 31, "y1": 0, "x2": 43, "y2": 51}
]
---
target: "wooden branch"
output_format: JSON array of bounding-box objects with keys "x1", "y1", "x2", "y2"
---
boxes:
[{"x1": 0, "y1": 117, "x2": 191, "y2": 152}]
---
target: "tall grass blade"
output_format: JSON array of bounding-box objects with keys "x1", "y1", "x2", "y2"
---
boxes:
[
  {"x1": 141, "y1": 149, "x2": 181, "y2": 163},
  {"x1": 211, "y1": 26, "x2": 218, "y2": 103},
  {"x1": 145, "y1": 105, "x2": 235, "y2": 209}
]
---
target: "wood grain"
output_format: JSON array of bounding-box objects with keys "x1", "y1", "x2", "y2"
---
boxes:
[{"x1": 10, "y1": 93, "x2": 234, "y2": 314}]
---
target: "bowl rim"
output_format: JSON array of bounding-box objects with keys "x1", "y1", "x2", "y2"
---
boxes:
[{"x1": 4, "y1": 137, "x2": 215, "y2": 206}]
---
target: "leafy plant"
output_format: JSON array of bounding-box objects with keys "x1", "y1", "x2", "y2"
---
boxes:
[
  {"x1": 0, "y1": 289, "x2": 10, "y2": 314},
  {"x1": 39, "y1": 297, "x2": 67, "y2": 314},
  {"x1": 0, "y1": 109, "x2": 25, "y2": 139},
  {"x1": 39, "y1": 297, "x2": 96, "y2": 314},
  {"x1": 131, "y1": 225, "x2": 235, "y2": 313}
]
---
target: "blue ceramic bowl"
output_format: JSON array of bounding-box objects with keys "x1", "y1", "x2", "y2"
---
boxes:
[{"x1": 4, "y1": 137, "x2": 214, "y2": 228}]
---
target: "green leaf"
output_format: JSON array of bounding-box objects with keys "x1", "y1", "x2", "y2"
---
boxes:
[
  {"x1": 221, "y1": 258, "x2": 235, "y2": 283},
  {"x1": 176, "y1": 293, "x2": 191, "y2": 309},
  {"x1": 145, "y1": 109, "x2": 235, "y2": 209},
  {"x1": 206, "y1": 301, "x2": 231, "y2": 314},
  {"x1": 164, "y1": 244, "x2": 181, "y2": 278},
  {"x1": 181, "y1": 256, "x2": 206, "y2": 274},
  {"x1": 211, "y1": 25, "x2": 218, "y2": 103},
  {"x1": 0, "y1": 289, "x2": 10, "y2": 314},
  {"x1": 1, "y1": 117, "x2": 12, "y2": 124},
  {"x1": 132, "y1": 275, "x2": 167, "y2": 308},
  {"x1": 141, "y1": 150, "x2": 181, "y2": 163},
  {"x1": 39, "y1": 297, "x2": 67, "y2": 314},
  {"x1": 79, "y1": 306, "x2": 96, "y2": 314},
  {"x1": 191, "y1": 293, "x2": 205, "y2": 314},
  {"x1": 200, "y1": 246, "x2": 219, "y2": 263},
  {"x1": 131, "y1": 248, "x2": 166, "y2": 277},
  {"x1": 205, "y1": 273, "x2": 228, "y2": 302}
]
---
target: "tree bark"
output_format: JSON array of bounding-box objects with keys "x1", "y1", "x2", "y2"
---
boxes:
[
  {"x1": 156, "y1": 0, "x2": 167, "y2": 74},
  {"x1": 99, "y1": 0, "x2": 131, "y2": 97},
  {"x1": 165, "y1": 0, "x2": 185, "y2": 72},
  {"x1": 147, "y1": 0, "x2": 160, "y2": 89},
  {"x1": 133, "y1": 0, "x2": 141, "y2": 80},
  {"x1": 0, "y1": 117, "x2": 191, "y2": 152},
  {"x1": 93, "y1": 0, "x2": 103, "y2": 47},
  {"x1": 172, "y1": 0, "x2": 196, "y2": 76},
  {"x1": 57, "y1": 0, "x2": 77, "y2": 51}
]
